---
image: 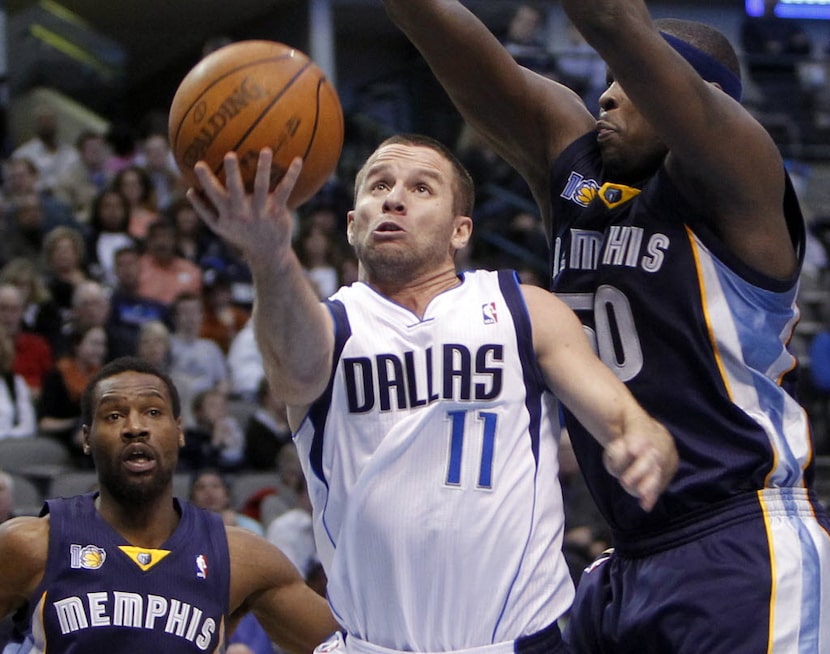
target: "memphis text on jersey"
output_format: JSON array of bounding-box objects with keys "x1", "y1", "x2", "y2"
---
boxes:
[
  {"x1": 47, "y1": 544, "x2": 218, "y2": 650},
  {"x1": 555, "y1": 171, "x2": 669, "y2": 276}
]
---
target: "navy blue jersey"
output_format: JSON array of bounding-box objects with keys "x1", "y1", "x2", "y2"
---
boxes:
[
  {"x1": 10, "y1": 494, "x2": 230, "y2": 653},
  {"x1": 549, "y1": 132, "x2": 812, "y2": 535}
]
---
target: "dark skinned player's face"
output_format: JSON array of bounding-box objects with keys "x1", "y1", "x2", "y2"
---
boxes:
[{"x1": 83, "y1": 371, "x2": 184, "y2": 505}]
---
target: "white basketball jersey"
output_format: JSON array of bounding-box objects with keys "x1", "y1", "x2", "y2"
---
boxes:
[{"x1": 294, "y1": 270, "x2": 573, "y2": 651}]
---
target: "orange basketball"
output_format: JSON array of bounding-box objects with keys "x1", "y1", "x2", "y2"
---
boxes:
[{"x1": 168, "y1": 40, "x2": 344, "y2": 208}]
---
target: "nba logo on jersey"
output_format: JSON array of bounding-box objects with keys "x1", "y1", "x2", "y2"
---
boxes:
[
  {"x1": 482, "y1": 302, "x2": 498, "y2": 324},
  {"x1": 196, "y1": 554, "x2": 208, "y2": 579}
]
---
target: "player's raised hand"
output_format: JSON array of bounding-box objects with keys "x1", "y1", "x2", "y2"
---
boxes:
[
  {"x1": 187, "y1": 148, "x2": 302, "y2": 265},
  {"x1": 603, "y1": 422, "x2": 678, "y2": 512}
]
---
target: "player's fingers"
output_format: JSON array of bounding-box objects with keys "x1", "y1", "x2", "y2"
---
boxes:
[
  {"x1": 602, "y1": 438, "x2": 633, "y2": 479},
  {"x1": 273, "y1": 157, "x2": 303, "y2": 206},
  {"x1": 253, "y1": 148, "x2": 274, "y2": 210},
  {"x1": 224, "y1": 152, "x2": 246, "y2": 208},
  {"x1": 192, "y1": 161, "x2": 226, "y2": 210},
  {"x1": 187, "y1": 187, "x2": 219, "y2": 227}
]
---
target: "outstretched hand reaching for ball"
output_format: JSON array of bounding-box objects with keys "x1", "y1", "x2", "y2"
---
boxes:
[{"x1": 187, "y1": 149, "x2": 303, "y2": 273}]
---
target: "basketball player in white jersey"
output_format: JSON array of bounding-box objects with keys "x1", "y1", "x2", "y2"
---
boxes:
[{"x1": 188, "y1": 135, "x2": 678, "y2": 654}]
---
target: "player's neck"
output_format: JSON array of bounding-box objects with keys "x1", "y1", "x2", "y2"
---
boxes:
[
  {"x1": 95, "y1": 489, "x2": 181, "y2": 549},
  {"x1": 369, "y1": 266, "x2": 461, "y2": 318}
]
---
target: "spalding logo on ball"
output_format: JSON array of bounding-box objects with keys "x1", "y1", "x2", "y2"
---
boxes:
[{"x1": 168, "y1": 40, "x2": 344, "y2": 208}]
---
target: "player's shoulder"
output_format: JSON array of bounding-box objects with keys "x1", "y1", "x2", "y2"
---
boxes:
[{"x1": 0, "y1": 515, "x2": 50, "y2": 574}]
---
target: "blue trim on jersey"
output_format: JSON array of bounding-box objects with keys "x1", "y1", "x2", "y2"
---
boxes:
[
  {"x1": 305, "y1": 298, "x2": 352, "y2": 552},
  {"x1": 492, "y1": 269, "x2": 550, "y2": 640},
  {"x1": 496, "y1": 269, "x2": 546, "y2": 464}
]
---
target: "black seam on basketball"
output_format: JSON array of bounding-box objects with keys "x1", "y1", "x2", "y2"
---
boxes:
[
  {"x1": 301, "y1": 77, "x2": 326, "y2": 161},
  {"x1": 171, "y1": 53, "x2": 298, "y2": 149},
  {"x1": 213, "y1": 61, "x2": 315, "y2": 180}
]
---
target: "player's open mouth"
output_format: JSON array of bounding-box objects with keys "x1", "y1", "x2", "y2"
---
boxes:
[{"x1": 123, "y1": 444, "x2": 156, "y2": 472}]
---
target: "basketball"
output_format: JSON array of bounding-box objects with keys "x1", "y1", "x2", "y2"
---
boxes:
[{"x1": 168, "y1": 40, "x2": 344, "y2": 208}]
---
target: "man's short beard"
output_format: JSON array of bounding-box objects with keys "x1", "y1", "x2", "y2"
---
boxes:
[{"x1": 96, "y1": 463, "x2": 174, "y2": 507}]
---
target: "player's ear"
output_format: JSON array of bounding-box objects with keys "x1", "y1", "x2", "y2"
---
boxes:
[
  {"x1": 81, "y1": 425, "x2": 91, "y2": 456},
  {"x1": 346, "y1": 210, "x2": 356, "y2": 245},
  {"x1": 451, "y1": 215, "x2": 473, "y2": 251},
  {"x1": 176, "y1": 417, "x2": 185, "y2": 448}
]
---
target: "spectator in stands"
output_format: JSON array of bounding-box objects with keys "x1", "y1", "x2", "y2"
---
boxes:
[
  {"x1": 84, "y1": 189, "x2": 136, "y2": 289},
  {"x1": 181, "y1": 388, "x2": 245, "y2": 472},
  {"x1": 41, "y1": 226, "x2": 90, "y2": 325},
  {"x1": 107, "y1": 245, "x2": 171, "y2": 358},
  {"x1": 112, "y1": 164, "x2": 160, "y2": 240},
  {"x1": 0, "y1": 257, "x2": 62, "y2": 348},
  {"x1": 0, "y1": 324, "x2": 36, "y2": 440},
  {"x1": 0, "y1": 283, "x2": 52, "y2": 401},
  {"x1": 169, "y1": 292, "x2": 229, "y2": 427},
  {"x1": 500, "y1": 3, "x2": 557, "y2": 76},
  {"x1": 136, "y1": 133, "x2": 185, "y2": 212},
  {"x1": 200, "y1": 273, "x2": 250, "y2": 355},
  {"x1": 11, "y1": 105, "x2": 80, "y2": 195},
  {"x1": 295, "y1": 221, "x2": 341, "y2": 300},
  {"x1": 265, "y1": 445, "x2": 318, "y2": 584},
  {"x1": 38, "y1": 324, "x2": 107, "y2": 466},
  {"x1": 227, "y1": 318, "x2": 264, "y2": 402},
  {"x1": 189, "y1": 468, "x2": 263, "y2": 534},
  {"x1": 54, "y1": 280, "x2": 113, "y2": 359},
  {"x1": 137, "y1": 219, "x2": 202, "y2": 306},
  {"x1": 167, "y1": 194, "x2": 218, "y2": 264},
  {"x1": 0, "y1": 159, "x2": 77, "y2": 263},
  {"x1": 53, "y1": 131, "x2": 112, "y2": 225},
  {"x1": 135, "y1": 319, "x2": 172, "y2": 371},
  {"x1": 244, "y1": 377, "x2": 292, "y2": 471}
]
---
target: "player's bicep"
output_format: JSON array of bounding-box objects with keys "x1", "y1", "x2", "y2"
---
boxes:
[{"x1": 0, "y1": 517, "x2": 48, "y2": 617}]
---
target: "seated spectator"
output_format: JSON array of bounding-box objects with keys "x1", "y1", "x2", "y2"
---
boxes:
[
  {"x1": 113, "y1": 164, "x2": 160, "y2": 240},
  {"x1": 11, "y1": 105, "x2": 80, "y2": 195},
  {"x1": 38, "y1": 325, "x2": 107, "y2": 465},
  {"x1": 41, "y1": 226, "x2": 91, "y2": 324},
  {"x1": 0, "y1": 325, "x2": 36, "y2": 440},
  {"x1": 107, "y1": 246, "x2": 172, "y2": 358},
  {"x1": 136, "y1": 133, "x2": 186, "y2": 212},
  {"x1": 0, "y1": 158, "x2": 77, "y2": 263},
  {"x1": 53, "y1": 280, "x2": 113, "y2": 359},
  {"x1": 200, "y1": 273, "x2": 250, "y2": 355},
  {"x1": 265, "y1": 445, "x2": 322, "y2": 594},
  {"x1": 189, "y1": 468, "x2": 263, "y2": 534},
  {"x1": 166, "y1": 194, "x2": 220, "y2": 264},
  {"x1": 244, "y1": 377, "x2": 292, "y2": 471},
  {"x1": 84, "y1": 189, "x2": 136, "y2": 288},
  {"x1": 135, "y1": 319, "x2": 172, "y2": 371},
  {"x1": 181, "y1": 389, "x2": 245, "y2": 472},
  {"x1": 227, "y1": 318, "x2": 264, "y2": 402},
  {"x1": 0, "y1": 257, "x2": 62, "y2": 347},
  {"x1": 137, "y1": 220, "x2": 202, "y2": 306},
  {"x1": 500, "y1": 3, "x2": 556, "y2": 76},
  {"x1": 169, "y1": 292, "x2": 230, "y2": 427},
  {"x1": 0, "y1": 283, "x2": 53, "y2": 401},
  {"x1": 53, "y1": 130, "x2": 113, "y2": 225}
]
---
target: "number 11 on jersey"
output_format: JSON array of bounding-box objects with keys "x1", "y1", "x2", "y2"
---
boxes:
[{"x1": 445, "y1": 410, "x2": 498, "y2": 489}]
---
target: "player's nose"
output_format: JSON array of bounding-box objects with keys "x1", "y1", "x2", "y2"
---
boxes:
[{"x1": 382, "y1": 182, "x2": 406, "y2": 213}]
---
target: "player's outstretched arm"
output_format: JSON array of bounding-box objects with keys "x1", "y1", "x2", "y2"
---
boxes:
[
  {"x1": 189, "y1": 151, "x2": 334, "y2": 412},
  {"x1": 523, "y1": 285, "x2": 678, "y2": 511},
  {"x1": 227, "y1": 527, "x2": 340, "y2": 654},
  {"x1": 0, "y1": 516, "x2": 49, "y2": 621},
  {"x1": 382, "y1": 0, "x2": 593, "y2": 219}
]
